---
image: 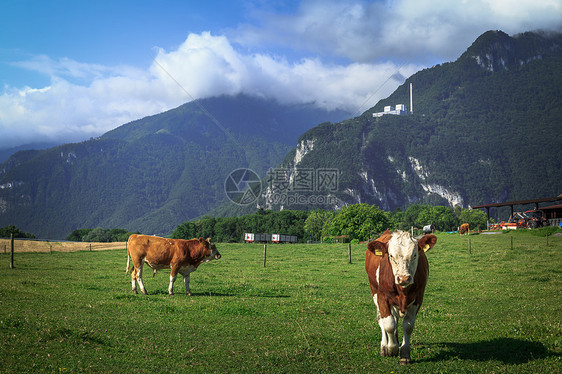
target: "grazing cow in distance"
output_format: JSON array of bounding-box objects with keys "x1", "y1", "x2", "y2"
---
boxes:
[
  {"x1": 365, "y1": 230, "x2": 437, "y2": 365},
  {"x1": 422, "y1": 224, "x2": 435, "y2": 234},
  {"x1": 126, "y1": 235, "x2": 221, "y2": 295},
  {"x1": 459, "y1": 223, "x2": 470, "y2": 235}
]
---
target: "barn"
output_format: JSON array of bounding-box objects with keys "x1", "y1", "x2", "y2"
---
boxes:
[{"x1": 472, "y1": 195, "x2": 562, "y2": 228}]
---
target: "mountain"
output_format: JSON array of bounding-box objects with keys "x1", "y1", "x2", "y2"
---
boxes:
[
  {"x1": 251, "y1": 30, "x2": 562, "y2": 212},
  {"x1": 0, "y1": 94, "x2": 350, "y2": 238},
  {"x1": 0, "y1": 142, "x2": 61, "y2": 164}
]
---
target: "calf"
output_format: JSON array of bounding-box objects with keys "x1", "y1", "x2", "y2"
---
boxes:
[
  {"x1": 126, "y1": 235, "x2": 221, "y2": 295},
  {"x1": 365, "y1": 230, "x2": 437, "y2": 364},
  {"x1": 459, "y1": 223, "x2": 470, "y2": 235}
]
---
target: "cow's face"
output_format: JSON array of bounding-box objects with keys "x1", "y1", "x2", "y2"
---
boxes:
[
  {"x1": 199, "y1": 238, "x2": 221, "y2": 262},
  {"x1": 386, "y1": 231, "x2": 436, "y2": 288}
]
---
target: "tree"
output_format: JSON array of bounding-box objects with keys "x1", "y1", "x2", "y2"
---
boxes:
[
  {"x1": 171, "y1": 221, "x2": 196, "y2": 239},
  {"x1": 214, "y1": 217, "x2": 242, "y2": 242},
  {"x1": 459, "y1": 209, "x2": 487, "y2": 231},
  {"x1": 387, "y1": 209, "x2": 405, "y2": 230},
  {"x1": 66, "y1": 229, "x2": 92, "y2": 241},
  {"x1": 82, "y1": 228, "x2": 112, "y2": 242},
  {"x1": 195, "y1": 216, "x2": 216, "y2": 239},
  {"x1": 403, "y1": 204, "x2": 424, "y2": 229},
  {"x1": 0, "y1": 225, "x2": 35, "y2": 239},
  {"x1": 304, "y1": 210, "x2": 335, "y2": 241},
  {"x1": 330, "y1": 204, "x2": 389, "y2": 241}
]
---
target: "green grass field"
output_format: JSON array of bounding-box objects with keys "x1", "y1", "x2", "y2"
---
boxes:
[{"x1": 0, "y1": 232, "x2": 560, "y2": 373}]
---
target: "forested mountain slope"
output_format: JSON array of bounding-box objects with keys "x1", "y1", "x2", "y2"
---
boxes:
[
  {"x1": 251, "y1": 30, "x2": 562, "y2": 213},
  {"x1": 0, "y1": 95, "x2": 349, "y2": 238}
]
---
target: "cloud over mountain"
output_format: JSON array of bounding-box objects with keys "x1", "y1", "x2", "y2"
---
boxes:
[{"x1": 1, "y1": 0, "x2": 560, "y2": 149}]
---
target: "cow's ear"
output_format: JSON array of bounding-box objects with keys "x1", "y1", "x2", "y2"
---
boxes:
[
  {"x1": 206, "y1": 237, "x2": 211, "y2": 243},
  {"x1": 367, "y1": 240, "x2": 387, "y2": 256},
  {"x1": 418, "y1": 234, "x2": 437, "y2": 252}
]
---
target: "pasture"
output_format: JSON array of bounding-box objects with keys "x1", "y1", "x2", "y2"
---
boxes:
[{"x1": 0, "y1": 233, "x2": 560, "y2": 373}]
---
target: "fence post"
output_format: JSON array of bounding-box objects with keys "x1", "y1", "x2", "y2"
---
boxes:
[
  {"x1": 10, "y1": 233, "x2": 14, "y2": 269},
  {"x1": 263, "y1": 244, "x2": 267, "y2": 268},
  {"x1": 468, "y1": 238, "x2": 471, "y2": 254},
  {"x1": 90, "y1": 243, "x2": 92, "y2": 252},
  {"x1": 348, "y1": 243, "x2": 352, "y2": 264}
]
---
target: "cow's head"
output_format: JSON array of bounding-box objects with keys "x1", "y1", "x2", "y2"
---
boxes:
[
  {"x1": 369, "y1": 231, "x2": 437, "y2": 288},
  {"x1": 199, "y1": 237, "x2": 221, "y2": 262}
]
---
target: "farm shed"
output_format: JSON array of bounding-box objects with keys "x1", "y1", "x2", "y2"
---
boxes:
[
  {"x1": 472, "y1": 195, "x2": 562, "y2": 226},
  {"x1": 538, "y1": 204, "x2": 562, "y2": 226}
]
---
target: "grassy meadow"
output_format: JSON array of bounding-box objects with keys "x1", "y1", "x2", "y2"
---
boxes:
[{"x1": 0, "y1": 232, "x2": 560, "y2": 373}]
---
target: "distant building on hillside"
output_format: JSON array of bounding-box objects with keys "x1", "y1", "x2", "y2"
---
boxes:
[{"x1": 372, "y1": 104, "x2": 407, "y2": 117}]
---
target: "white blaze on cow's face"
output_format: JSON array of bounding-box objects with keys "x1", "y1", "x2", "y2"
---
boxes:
[{"x1": 387, "y1": 231, "x2": 419, "y2": 288}]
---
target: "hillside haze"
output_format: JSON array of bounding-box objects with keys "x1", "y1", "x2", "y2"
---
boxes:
[
  {"x1": 0, "y1": 95, "x2": 349, "y2": 238},
  {"x1": 253, "y1": 30, "x2": 562, "y2": 213}
]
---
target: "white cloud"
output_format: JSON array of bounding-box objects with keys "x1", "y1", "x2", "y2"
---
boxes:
[
  {"x1": 1, "y1": 0, "x2": 561, "y2": 149},
  {"x1": 0, "y1": 31, "x2": 420, "y2": 148},
  {"x1": 233, "y1": 0, "x2": 562, "y2": 63}
]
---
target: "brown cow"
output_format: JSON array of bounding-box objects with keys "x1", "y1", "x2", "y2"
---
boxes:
[
  {"x1": 126, "y1": 235, "x2": 221, "y2": 295},
  {"x1": 365, "y1": 230, "x2": 437, "y2": 364},
  {"x1": 459, "y1": 223, "x2": 470, "y2": 235}
]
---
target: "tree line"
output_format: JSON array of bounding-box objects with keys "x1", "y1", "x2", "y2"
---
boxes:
[
  {"x1": 65, "y1": 228, "x2": 138, "y2": 242},
  {"x1": 171, "y1": 204, "x2": 487, "y2": 243},
  {"x1": 4, "y1": 203, "x2": 487, "y2": 243}
]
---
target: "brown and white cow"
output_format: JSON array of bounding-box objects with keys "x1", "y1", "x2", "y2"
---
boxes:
[
  {"x1": 126, "y1": 235, "x2": 221, "y2": 295},
  {"x1": 459, "y1": 223, "x2": 470, "y2": 235},
  {"x1": 365, "y1": 230, "x2": 437, "y2": 365}
]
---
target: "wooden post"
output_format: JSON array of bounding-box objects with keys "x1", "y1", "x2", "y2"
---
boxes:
[
  {"x1": 263, "y1": 244, "x2": 267, "y2": 267},
  {"x1": 348, "y1": 243, "x2": 352, "y2": 264},
  {"x1": 510, "y1": 236, "x2": 513, "y2": 250},
  {"x1": 90, "y1": 243, "x2": 92, "y2": 252},
  {"x1": 468, "y1": 238, "x2": 471, "y2": 254},
  {"x1": 10, "y1": 233, "x2": 14, "y2": 269}
]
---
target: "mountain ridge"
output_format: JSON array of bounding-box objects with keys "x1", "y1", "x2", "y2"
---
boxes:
[
  {"x1": 0, "y1": 94, "x2": 349, "y2": 238},
  {"x1": 245, "y1": 30, "x2": 562, "y2": 214}
]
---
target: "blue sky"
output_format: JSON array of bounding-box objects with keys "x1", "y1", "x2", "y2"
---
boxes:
[{"x1": 1, "y1": 0, "x2": 561, "y2": 149}]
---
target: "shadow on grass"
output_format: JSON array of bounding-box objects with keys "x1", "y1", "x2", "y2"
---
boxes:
[{"x1": 419, "y1": 338, "x2": 557, "y2": 364}]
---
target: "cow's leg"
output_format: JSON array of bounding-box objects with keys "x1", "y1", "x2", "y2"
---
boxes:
[
  {"x1": 131, "y1": 268, "x2": 138, "y2": 294},
  {"x1": 178, "y1": 268, "x2": 194, "y2": 296},
  {"x1": 380, "y1": 313, "x2": 399, "y2": 357},
  {"x1": 375, "y1": 295, "x2": 399, "y2": 357},
  {"x1": 136, "y1": 262, "x2": 147, "y2": 295},
  {"x1": 400, "y1": 304, "x2": 419, "y2": 365},
  {"x1": 168, "y1": 266, "x2": 179, "y2": 295},
  {"x1": 374, "y1": 295, "x2": 388, "y2": 355}
]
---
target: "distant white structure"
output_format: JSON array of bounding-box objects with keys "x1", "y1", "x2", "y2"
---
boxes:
[
  {"x1": 373, "y1": 104, "x2": 407, "y2": 117},
  {"x1": 373, "y1": 83, "x2": 414, "y2": 117}
]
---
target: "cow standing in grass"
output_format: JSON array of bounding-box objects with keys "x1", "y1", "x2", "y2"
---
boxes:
[
  {"x1": 365, "y1": 230, "x2": 437, "y2": 364},
  {"x1": 126, "y1": 235, "x2": 221, "y2": 295},
  {"x1": 459, "y1": 223, "x2": 470, "y2": 235}
]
